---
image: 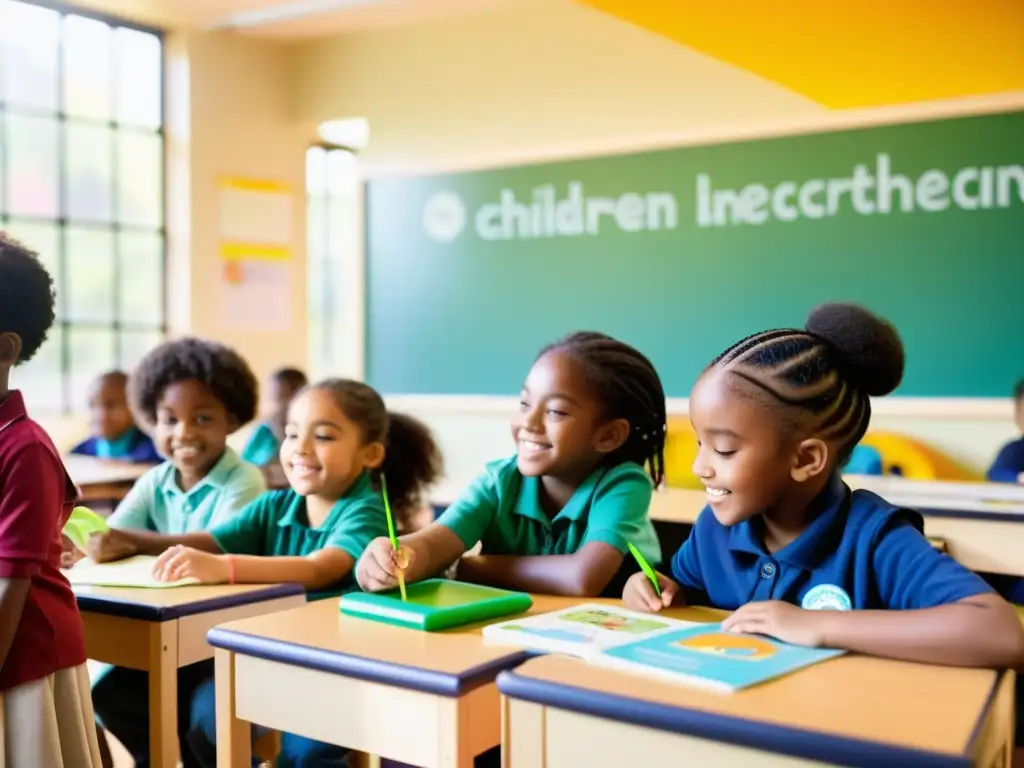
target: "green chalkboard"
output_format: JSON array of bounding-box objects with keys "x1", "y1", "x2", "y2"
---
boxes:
[{"x1": 365, "y1": 111, "x2": 1024, "y2": 398}]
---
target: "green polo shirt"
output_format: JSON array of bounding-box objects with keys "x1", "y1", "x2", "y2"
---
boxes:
[
  {"x1": 240, "y1": 421, "x2": 280, "y2": 466},
  {"x1": 209, "y1": 472, "x2": 388, "y2": 597},
  {"x1": 107, "y1": 447, "x2": 266, "y2": 534},
  {"x1": 437, "y1": 456, "x2": 661, "y2": 565}
]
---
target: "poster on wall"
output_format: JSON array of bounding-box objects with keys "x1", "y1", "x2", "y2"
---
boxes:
[{"x1": 217, "y1": 177, "x2": 293, "y2": 332}]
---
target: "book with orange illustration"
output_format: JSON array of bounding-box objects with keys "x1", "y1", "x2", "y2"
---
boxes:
[{"x1": 483, "y1": 603, "x2": 845, "y2": 692}]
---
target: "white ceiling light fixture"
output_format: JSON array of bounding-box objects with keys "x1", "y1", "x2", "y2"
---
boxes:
[
  {"x1": 318, "y1": 118, "x2": 370, "y2": 149},
  {"x1": 208, "y1": 0, "x2": 386, "y2": 30}
]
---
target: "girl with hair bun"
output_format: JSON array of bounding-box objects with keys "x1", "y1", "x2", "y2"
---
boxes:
[{"x1": 624, "y1": 302, "x2": 1024, "y2": 673}]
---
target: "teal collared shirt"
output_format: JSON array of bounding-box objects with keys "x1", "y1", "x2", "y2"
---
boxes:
[
  {"x1": 437, "y1": 456, "x2": 661, "y2": 566},
  {"x1": 107, "y1": 447, "x2": 266, "y2": 534},
  {"x1": 240, "y1": 422, "x2": 281, "y2": 466},
  {"x1": 95, "y1": 429, "x2": 137, "y2": 460},
  {"x1": 210, "y1": 473, "x2": 388, "y2": 598}
]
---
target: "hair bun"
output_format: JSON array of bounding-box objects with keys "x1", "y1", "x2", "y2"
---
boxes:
[{"x1": 805, "y1": 302, "x2": 904, "y2": 397}]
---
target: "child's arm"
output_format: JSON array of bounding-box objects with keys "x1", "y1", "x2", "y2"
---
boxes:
[
  {"x1": 457, "y1": 543, "x2": 623, "y2": 596},
  {"x1": 356, "y1": 525, "x2": 467, "y2": 591},
  {"x1": 986, "y1": 442, "x2": 1024, "y2": 483},
  {"x1": 86, "y1": 528, "x2": 221, "y2": 562}
]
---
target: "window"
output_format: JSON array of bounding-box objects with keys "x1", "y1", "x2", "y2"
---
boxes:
[
  {"x1": 306, "y1": 145, "x2": 358, "y2": 380},
  {"x1": 0, "y1": 0, "x2": 165, "y2": 412}
]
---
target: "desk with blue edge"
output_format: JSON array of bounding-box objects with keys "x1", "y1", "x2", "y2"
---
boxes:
[
  {"x1": 498, "y1": 652, "x2": 1015, "y2": 768},
  {"x1": 75, "y1": 583, "x2": 306, "y2": 768}
]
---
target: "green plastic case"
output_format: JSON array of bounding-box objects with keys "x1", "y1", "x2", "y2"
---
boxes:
[{"x1": 339, "y1": 579, "x2": 533, "y2": 631}]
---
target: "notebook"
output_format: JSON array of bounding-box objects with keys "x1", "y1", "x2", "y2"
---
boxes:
[
  {"x1": 483, "y1": 603, "x2": 845, "y2": 693},
  {"x1": 64, "y1": 555, "x2": 200, "y2": 589}
]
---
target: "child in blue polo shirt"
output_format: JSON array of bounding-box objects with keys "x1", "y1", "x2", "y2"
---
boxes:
[
  {"x1": 357, "y1": 331, "x2": 664, "y2": 599},
  {"x1": 70, "y1": 370, "x2": 161, "y2": 464},
  {"x1": 987, "y1": 378, "x2": 1024, "y2": 485},
  {"x1": 623, "y1": 303, "x2": 1024, "y2": 745},
  {"x1": 89, "y1": 378, "x2": 443, "y2": 768},
  {"x1": 85, "y1": 337, "x2": 266, "y2": 768}
]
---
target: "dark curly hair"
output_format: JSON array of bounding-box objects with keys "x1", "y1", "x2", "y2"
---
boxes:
[
  {"x1": 709, "y1": 302, "x2": 905, "y2": 464},
  {"x1": 539, "y1": 331, "x2": 668, "y2": 487},
  {"x1": 307, "y1": 379, "x2": 443, "y2": 530},
  {"x1": 0, "y1": 232, "x2": 56, "y2": 365},
  {"x1": 129, "y1": 337, "x2": 258, "y2": 427}
]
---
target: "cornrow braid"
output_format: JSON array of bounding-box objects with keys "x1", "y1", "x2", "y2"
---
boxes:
[
  {"x1": 541, "y1": 331, "x2": 668, "y2": 486},
  {"x1": 711, "y1": 303, "x2": 904, "y2": 464}
]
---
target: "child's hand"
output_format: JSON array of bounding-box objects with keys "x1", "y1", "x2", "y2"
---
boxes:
[
  {"x1": 86, "y1": 530, "x2": 138, "y2": 563},
  {"x1": 721, "y1": 601, "x2": 827, "y2": 647},
  {"x1": 151, "y1": 545, "x2": 230, "y2": 584},
  {"x1": 622, "y1": 571, "x2": 679, "y2": 612},
  {"x1": 356, "y1": 537, "x2": 415, "y2": 592},
  {"x1": 60, "y1": 535, "x2": 85, "y2": 569}
]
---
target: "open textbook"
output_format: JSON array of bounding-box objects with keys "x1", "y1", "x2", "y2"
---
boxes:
[
  {"x1": 64, "y1": 555, "x2": 200, "y2": 589},
  {"x1": 483, "y1": 604, "x2": 845, "y2": 693}
]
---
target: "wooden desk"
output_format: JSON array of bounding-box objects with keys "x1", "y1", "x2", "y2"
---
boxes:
[
  {"x1": 208, "y1": 594, "x2": 596, "y2": 768},
  {"x1": 499, "y1": 650, "x2": 1015, "y2": 768},
  {"x1": 76, "y1": 583, "x2": 305, "y2": 768},
  {"x1": 64, "y1": 454, "x2": 151, "y2": 503}
]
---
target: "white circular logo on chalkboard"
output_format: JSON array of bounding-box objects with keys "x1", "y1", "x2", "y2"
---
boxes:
[
  {"x1": 422, "y1": 192, "x2": 466, "y2": 243},
  {"x1": 801, "y1": 584, "x2": 852, "y2": 611}
]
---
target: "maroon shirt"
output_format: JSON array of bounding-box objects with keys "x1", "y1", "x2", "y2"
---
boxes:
[{"x1": 0, "y1": 391, "x2": 86, "y2": 691}]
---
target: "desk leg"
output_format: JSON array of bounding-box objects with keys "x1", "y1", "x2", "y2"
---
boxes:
[
  {"x1": 148, "y1": 621, "x2": 178, "y2": 768},
  {"x1": 437, "y1": 698, "x2": 474, "y2": 768},
  {"x1": 215, "y1": 648, "x2": 251, "y2": 768}
]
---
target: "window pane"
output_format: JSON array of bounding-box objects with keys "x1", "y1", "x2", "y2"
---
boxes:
[
  {"x1": 63, "y1": 15, "x2": 113, "y2": 121},
  {"x1": 114, "y1": 28, "x2": 162, "y2": 129},
  {"x1": 117, "y1": 131, "x2": 162, "y2": 227},
  {"x1": 326, "y1": 149, "x2": 358, "y2": 197},
  {"x1": 119, "y1": 330, "x2": 162, "y2": 372},
  {"x1": 306, "y1": 147, "x2": 326, "y2": 195},
  {"x1": 4, "y1": 218, "x2": 62, "y2": 317},
  {"x1": 66, "y1": 227, "x2": 115, "y2": 323},
  {"x1": 307, "y1": 196, "x2": 327, "y2": 257},
  {"x1": 68, "y1": 327, "x2": 115, "y2": 411},
  {"x1": 1, "y1": 1, "x2": 60, "y2": 110},
  {"x1": 13, "y1": 326, "x2": 64, "y2": 412},
  {"x1": 119, "y1": 231, "x2": 163, "y2": 325},
  {"x1": 5, "y1": 113, "x2": 59, "y2": 217},
  {"x1": 65, "y1": 122, "x2": 113, "y2": 223}
]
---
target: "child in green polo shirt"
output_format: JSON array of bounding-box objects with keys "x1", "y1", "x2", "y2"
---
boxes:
[
  {"x1": 85, "y1": 337, "x2": 266, "y2": 768},
  {"x1": 357, "y1": 331, "x2": 666, "y2": 599},
  {"x1": 89, "y1": 378, "x2": 443, "y2": 768}
]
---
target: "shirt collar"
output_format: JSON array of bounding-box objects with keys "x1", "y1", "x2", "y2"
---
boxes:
[
  {"x1": 0, "y1": 391, "x2": 27, "y2": 431},
  {"x1": 279, "y1": 471, "x2": 374, "y2": 529},
  {"x1": 97, "y1": 427, "x2": 138, "y2": 459},
  {"x1": 728, "y1": 473, "x2": 849, "y2": 569},
  {"x1": 160, "y1": 447, "x2": 242, "y2": 497},
  {"x1": 513, "y1": 466, "x2": 606, "y2": 524}
]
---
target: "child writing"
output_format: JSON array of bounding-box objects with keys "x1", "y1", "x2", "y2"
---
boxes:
[
  {"x1": 90, "y1": 378, "x2": 442, "y2": 767},
  {"x1": 0, "y1": 232, "x2": 104, "y2": 765},
  {"x1": 622, "y1": 304, "x2": 1024, "y2": 681},
  {"x1": 70, "y1": 370, "x2": 161, "y2": 464},
  {"x1": 356, "y1": 331, "x2": 664, "y2": 598},
  {"x1": 84, "y1": 337, "x2": 266, "y2": 767},
  {"x1": 987, "y1": 378, "x2": 1024, "y2": 485}
]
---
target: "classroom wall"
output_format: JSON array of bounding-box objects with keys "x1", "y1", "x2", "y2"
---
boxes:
[{"x1": 291, "y1": 0, "x2": 1023, "y2": 493}]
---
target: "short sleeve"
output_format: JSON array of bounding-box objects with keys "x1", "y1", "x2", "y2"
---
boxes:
[
  {"x1": 670, "y1": 523, "x2": 710, "y2": 605},
  {"x1": 873, "y1": 513, "x2": 993, "y2": 609},
  {"x1": 107, "y1": 466, "x2": 161, "y2": 531},
  {"x1": 210, "y1": 464, "x2": 267, "y2": 527},
  {"x1": 325, "y1": 502, "x2": 390, "y2": 561},
  {"x1": 987, "y1": 441, "x2": 1024, "y2": 483},
  {"x1": 435, "y1": 467, "x2": 502, "y2": 550},
  {"x1": 210, "y1": 494, "x2": 274, "y2": 555},
  {"x1": 580, "y1": 467, "x2": 656, "y2": 555},
  {"x1": 0, "y1": 442, "x2": 63, "y2": 578}
]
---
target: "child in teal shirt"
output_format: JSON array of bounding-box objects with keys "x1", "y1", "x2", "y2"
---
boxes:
[
  {"x1": 357, "y1": 331, "x2": 665, "y2": 599},
  {"x1": 241, "y1": 366, "x2": 307, "y2": 486},
  {"x1": 70, "y1": 370, "x2": 161, "y2": 464},
  {"x1": 86, "y1": 337, "x2": 266, "y2": 767},
  {"x1": 90, "y1": 378, "x2": 443, "y2": 767}
]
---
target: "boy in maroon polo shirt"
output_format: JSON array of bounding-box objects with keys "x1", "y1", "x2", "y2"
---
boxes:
[{"x1": 0, "y1": 232, "x2": 103, "y2": 765}]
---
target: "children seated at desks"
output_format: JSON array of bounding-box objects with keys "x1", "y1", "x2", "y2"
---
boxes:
[
  {"x1": 987, "y1": 378, "x2": 1024, "y2": 484},
  {"x1": 70, "y1": 369, "x2": 161, "y2": 464},
  {"x1": 621, "y1": 303, "x2": 1024, "y2": 757},
  {"x1": 357, "y1": 331, "x2": 665, "y2": 599},
  {"x1": 83, "y1": 337, "x2": 266, "y2": 767},
  {"x1": 0, "y1": 233, "x2": 104, "y2": 765},
  {"x1": 242, "y1": 366, "x2": 308, "y2": 487},
  {"x1": 90, "y1": 378, "x2": 442, "y2": 767}
]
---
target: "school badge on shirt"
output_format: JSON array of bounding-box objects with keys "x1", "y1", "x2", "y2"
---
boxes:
[{"x1": 801, "y1": 584, "x2": 852, "y2": 611}]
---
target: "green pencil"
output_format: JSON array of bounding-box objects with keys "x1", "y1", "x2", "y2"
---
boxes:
[
  {"x1": 380, "y1": 474, "x2": 407, "y2": 601},
  {"x1": 627, "y1": 542, "x2": 661, "y2": 597}
]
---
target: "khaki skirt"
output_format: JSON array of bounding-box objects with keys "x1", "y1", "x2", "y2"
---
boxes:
[{"x1": 0, "y1": 664, "x2": 103, "y2": 767}]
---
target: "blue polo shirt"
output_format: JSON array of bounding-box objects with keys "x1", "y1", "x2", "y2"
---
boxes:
[
  {"x1": 987, "y1": 437, "x2": 1024, "y2": 483},
  {"x1": 70, "y1": 427, "x2": 161, "y2": 464},
  {"x1": 671, "y1": 474, "x2": 992, "y2": 611}
]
